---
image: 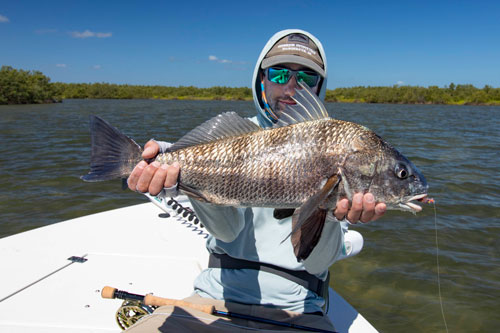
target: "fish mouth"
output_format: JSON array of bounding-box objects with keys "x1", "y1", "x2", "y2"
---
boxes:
[{"x1": 400, "y1": 193, "x2": 428, "y2": 212}]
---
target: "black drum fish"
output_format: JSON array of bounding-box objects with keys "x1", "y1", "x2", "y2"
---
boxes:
[{"x1": 82, "y1": 83, "x2": 428, "y2": 261}]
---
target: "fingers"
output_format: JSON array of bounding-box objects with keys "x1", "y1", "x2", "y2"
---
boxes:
[
  {"x1": 147, "y1": 162, "x2": 168, "y2": 195},
  {"x1": 146, "y1": 162, "x2": 180, "y2": 195},
  {"x1": 135, "y1": 161, "x2": 160, "y2": 193},
  {"x1": 142, "y1": 140, "x2": 160, "y2": 159},
  {"x1": 128, "y1": 140, "x2": 166, "y2": 194},
  {"x1": 372, "y1": 202, "x2": 387, "y2": 222},
  {"x1": 128, "y1": 160, "x2": 180, "y2": 196},
  {"x1": 127, "y1": 160, "x2": 148, "y2": 191},
  {"x1": 359, "y1": 193, "x2": 376, "y2": 223},
  {"x1": 346, "y1": 193, "x2": 364, "y2": 223},
  {"x1": 335, "y1": 193, "x2": 387, "y2": 224},
  {"x1": 334, "y1": 199, "x2": 349, "y2": 220},
  {"x1": 164, "y1": 162, "x2": 180, "y2": 188}
]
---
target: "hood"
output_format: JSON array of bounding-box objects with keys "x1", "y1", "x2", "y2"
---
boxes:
[{"x1": 252, "y1": 29, "x2": 329, "y2": 128}]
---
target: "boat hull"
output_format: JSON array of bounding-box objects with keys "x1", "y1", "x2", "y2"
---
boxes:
[{"x1": 0, "y1": 197, "x2": 377, "y2": 332}]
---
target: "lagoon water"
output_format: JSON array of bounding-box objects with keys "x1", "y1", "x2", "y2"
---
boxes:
[{"x1": 0, "y1": 99, "x2": 499, "y2": 332}]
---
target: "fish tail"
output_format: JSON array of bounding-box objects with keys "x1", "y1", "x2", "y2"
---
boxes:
[{"x1": 81, "y1": 115, "x2": 143, "y2": 182}]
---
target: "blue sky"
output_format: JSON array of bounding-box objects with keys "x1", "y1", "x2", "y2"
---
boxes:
[{"x1": 1, "y1": 1, "x2": 499, "y2": 89}]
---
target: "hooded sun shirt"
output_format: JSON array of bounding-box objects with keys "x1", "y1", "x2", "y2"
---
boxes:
[
  {"x1": 252, "y1": 29, "x2": 329, "y2": 129},
  {"x1": 187, "y1": 30, "x2": 344, "y2": 314}
]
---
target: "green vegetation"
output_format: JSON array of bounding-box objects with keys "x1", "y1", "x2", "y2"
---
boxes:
[
  {"x1": 53, "y1": 82, "x2": 500, "y2": 105},
  {"x1": 52, "y1": 82, "x2": 253, "y2": 101},
  {"x1": 325, "y1": 83, "x2": 500, "y2": 105},
  {"x1": 2, "y1": 67, "x2": 500, "y2": 105},
  {"x1": 0, "y1": 66, "x2": 61, "y2": 104}
]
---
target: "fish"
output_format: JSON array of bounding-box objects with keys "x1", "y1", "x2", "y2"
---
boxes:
[{"x1": 81, "y1": 82, "x2": 428, "y2": 261}]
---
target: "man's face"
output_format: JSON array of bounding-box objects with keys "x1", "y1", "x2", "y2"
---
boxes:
[{"x1": 262, "y1": 63, "x2": 320, "y2": 119}]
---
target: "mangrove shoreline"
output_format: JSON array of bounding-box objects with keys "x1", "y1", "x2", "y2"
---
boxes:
[{"x1": 2, "y1": 66, "x2": 499, "y2": 105}]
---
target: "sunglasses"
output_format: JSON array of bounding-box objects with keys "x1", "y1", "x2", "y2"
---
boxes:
[{"x1": 266, "y1": 67, "x2": 320, "y2": 88}]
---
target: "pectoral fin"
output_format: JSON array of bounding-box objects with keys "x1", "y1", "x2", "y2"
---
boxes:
[
  {"x1": 286, "y1": 174, "x2": 341, "y2": 261},
  {"x1": 292, "y1": 174, "x2": 340, "y2": 235},
  {"x1": 291, "y1": 208, "x2": 328, "y2": 261}
]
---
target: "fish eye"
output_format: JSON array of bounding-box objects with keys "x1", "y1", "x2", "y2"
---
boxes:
[{"x1": 395, "y1": 163, "x2": 410, "y2": 179}]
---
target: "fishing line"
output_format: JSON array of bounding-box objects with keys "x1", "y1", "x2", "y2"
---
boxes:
[{"x1": 432, "y1": 201, "x2": 449, "y2": 333}]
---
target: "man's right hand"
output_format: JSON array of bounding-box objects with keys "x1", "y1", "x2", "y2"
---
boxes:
[{"x1": 127, "y1": 140, "x2": 180, "y2": 196}]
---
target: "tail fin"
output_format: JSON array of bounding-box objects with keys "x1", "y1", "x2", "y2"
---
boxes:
[{"x1": 81, "y1": 115, "x2": 143, "y2": 182}]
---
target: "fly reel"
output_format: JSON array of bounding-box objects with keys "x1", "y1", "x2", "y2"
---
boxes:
[{"x1": 115, "y1": 299, "x2": 156, "y2": 330}]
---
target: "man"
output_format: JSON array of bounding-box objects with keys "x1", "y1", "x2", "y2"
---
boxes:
[{"x1": 126, "y1": 29, "x2": 386, "y2": 331}]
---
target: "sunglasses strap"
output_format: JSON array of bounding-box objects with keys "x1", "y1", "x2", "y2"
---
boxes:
[{"x1": 260, "y1": 80, "x2": 279, "y2": 123}]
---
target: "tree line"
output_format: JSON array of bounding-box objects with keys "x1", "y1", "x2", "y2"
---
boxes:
[
  {"x1": 52, "y1": 82, "x2": 253, "y2": 101},
  {"x1": 1, "y1": 66, "x2": 499, "y2": 105},
  {"x1": 0, "y1": 66, "x2": 61, "y2": 104},
  {"x1": 326, "y1": 83, "x2": 500, "y2": 105}
]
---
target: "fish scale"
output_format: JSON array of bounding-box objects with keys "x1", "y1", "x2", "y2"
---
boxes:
[{"x1": 154, "y1": 119, "x2": 367, "y2": 207}]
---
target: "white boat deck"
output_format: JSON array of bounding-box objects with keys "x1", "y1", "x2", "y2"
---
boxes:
[{"x1": 0, "y1": 197, "x2": 377, "y2": 332}]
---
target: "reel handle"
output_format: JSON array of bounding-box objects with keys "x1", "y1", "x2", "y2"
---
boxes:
[{"x1": 102, "y1": 286, "x2": 215, "y2": 314}]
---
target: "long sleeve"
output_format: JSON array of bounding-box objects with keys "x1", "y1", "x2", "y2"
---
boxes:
[
  {"x1": 152, "y1": 137, "x2": 244, "y2": 243},
  {"x1": 188, "y1": 199, "x2": 246, "y2": 243}
]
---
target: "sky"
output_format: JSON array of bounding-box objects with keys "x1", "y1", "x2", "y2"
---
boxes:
[{"x1": 1, "y1": 0, "x2": 499, "y2": 89}]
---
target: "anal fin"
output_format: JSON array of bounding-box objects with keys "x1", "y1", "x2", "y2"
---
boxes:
[{"x1": 178, "y1": 183, "x2": 210, "y2": 203}]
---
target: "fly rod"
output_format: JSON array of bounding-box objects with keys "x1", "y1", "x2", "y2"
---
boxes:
[
  {"x1": 102, "y1": 286, "x2": 336, "y2": 333},
  {"x1": 101, "y1": 286, "x2": 214, "y2": 314}
]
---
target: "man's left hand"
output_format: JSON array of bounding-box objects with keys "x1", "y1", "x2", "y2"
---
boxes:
[{"x1": 334, "y1": 193, "x2": 386, "y2": 223}]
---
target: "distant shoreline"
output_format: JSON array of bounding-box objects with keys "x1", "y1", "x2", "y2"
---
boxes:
[
  {"x1": 142, "y1": 96, "x2": 500, "y2": 106},
  {"x1": 52, "y1": 82, "x2": 500, "y2": 106},
  {"x1": 2, "y1": 66, "x2": 499, "y2": 106},
  {"x1": 4, "y1": 95, "x2": 500, "y2": 106},
  {"x1": 52, "y1": 97, "x2": 500, "y2": 106}
]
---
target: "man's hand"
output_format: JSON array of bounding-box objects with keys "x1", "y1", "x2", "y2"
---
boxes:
[
  {"x1": 127, "y1": 140, "x2": 180, "y2": 196},
  {"x1": 334, "y1": 193, "x2": 386, "y2": 224}
]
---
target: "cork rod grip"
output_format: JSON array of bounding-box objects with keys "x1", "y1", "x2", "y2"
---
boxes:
[
  {"x1": 143, "y1": 294, "x2": 215, "y2": 314},
  {"x1": 101, "y1": 286, "x2": 214, "y2": 314},
  {"x1": 101, "y1": 286, "x2": 117, "y2": 299}
]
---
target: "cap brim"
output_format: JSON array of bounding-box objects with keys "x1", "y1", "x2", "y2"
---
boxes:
[{"x1": 261, "y1": 55, "x2": 325, "y2": 77}]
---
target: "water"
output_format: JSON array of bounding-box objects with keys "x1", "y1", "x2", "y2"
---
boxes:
[{"x1": 0, "y1": 99, "x2": 499, "y2": 332}]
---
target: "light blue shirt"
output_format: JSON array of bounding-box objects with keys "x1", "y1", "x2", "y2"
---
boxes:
[
  {"x1": 157, "y1": 115, "x2": 347, "y2": 313},
  {"x1": 189, "y1": 199, "x2": 345, "y2": 313}
]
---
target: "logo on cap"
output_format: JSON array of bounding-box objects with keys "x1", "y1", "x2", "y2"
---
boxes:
[{"x1": 261, "y1": 33, "x2": 325, "y2": 77}]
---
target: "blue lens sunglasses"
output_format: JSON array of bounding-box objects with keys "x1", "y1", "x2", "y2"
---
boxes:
[{"x1": 266, "y1": 67, "x2": 320, "y2": 88}]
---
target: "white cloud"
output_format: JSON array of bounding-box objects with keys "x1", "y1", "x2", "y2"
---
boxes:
[
  {"x1": 93, "y1": 65, "x2": 101, "y2": 70},
  {"x1": 0, "y1": 14, "x2": 9, "y2": 23},
  {"x1": 70, "y1": 29, "x2": 112, "y2": 38},
  {"x1": 96, "y1": 32, "x2": 112, "y2": 38},
  {"x1": 56, "y1": 64, "x2": 67, "y2": 68},
  {"x1": 396, "y1": 81, "x2": 405, "y2": 86},
  {"x1": 209, "y1": 55, "x2": 235, "y2": 64}
]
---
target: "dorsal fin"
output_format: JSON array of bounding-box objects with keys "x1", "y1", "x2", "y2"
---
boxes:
[
  {"x1": 274, "y1": 81, "x2": 330, "y2": 127},
  {"x1": 169, "y1": 112, "x2": 261, "y2": 151}
]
